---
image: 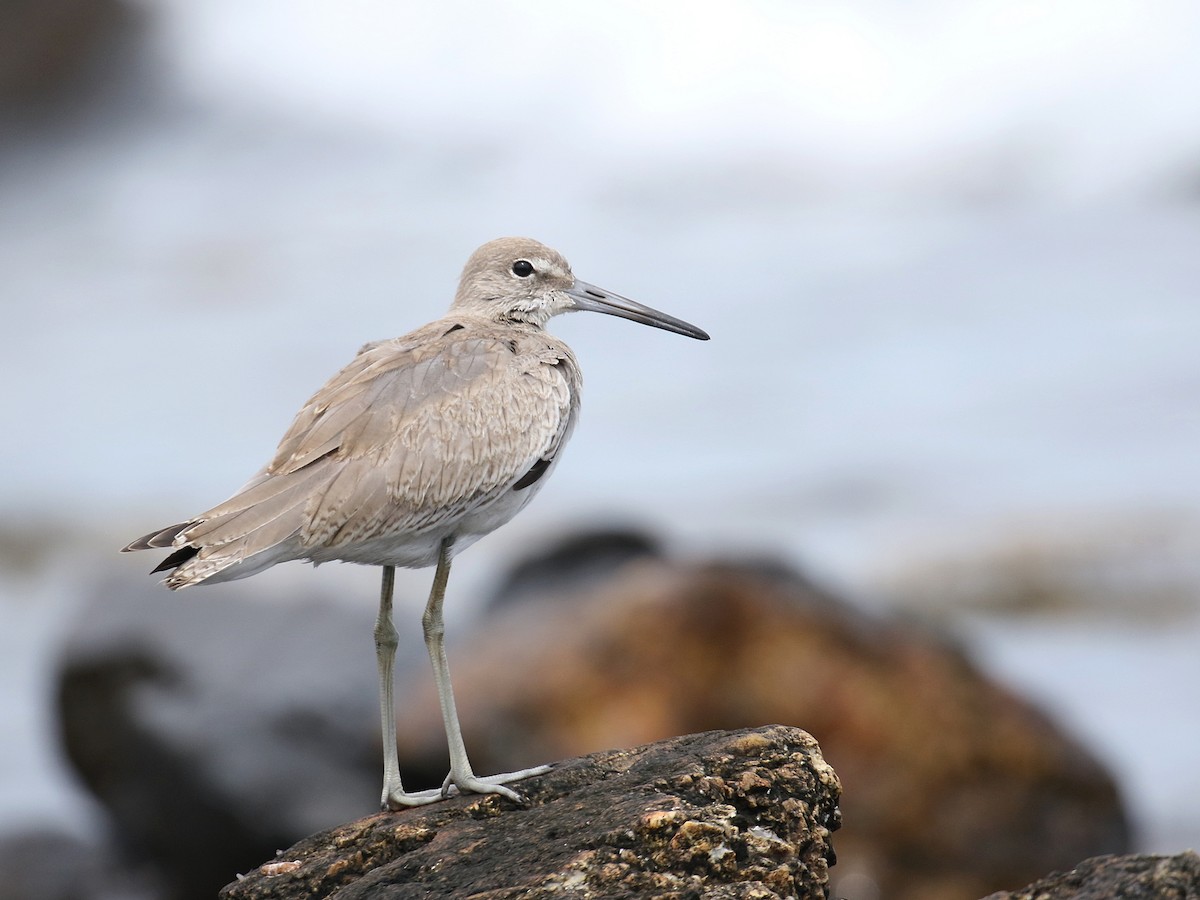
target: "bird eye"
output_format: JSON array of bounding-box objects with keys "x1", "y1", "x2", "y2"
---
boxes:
[{"x1": 512, "y1": 260, "x2": 534, "y2": 277}]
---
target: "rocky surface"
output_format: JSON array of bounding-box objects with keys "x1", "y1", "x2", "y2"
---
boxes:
[
  {"x1": 984, "y1": 851, "x2": 1200, "y2": 899},
  {"x1": 220, "y1": 726, "x2": 841, "y2": 900}
]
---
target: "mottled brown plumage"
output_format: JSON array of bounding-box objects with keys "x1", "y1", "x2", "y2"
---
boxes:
[{"x1": 123, "y1": 236, "x2": 708, "y2": 808}]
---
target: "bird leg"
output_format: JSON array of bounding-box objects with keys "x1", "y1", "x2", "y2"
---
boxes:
[
  {"x1": 423, "y1": 538, "x2": 551, "y2": 801},
  {"x1": 375, "y1": 564, "x2": 443, "y2": 809}
]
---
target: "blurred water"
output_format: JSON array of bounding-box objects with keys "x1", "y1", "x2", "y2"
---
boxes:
[{"x1": 1, "y1": 0, "x2": 1198, "y2": 863}]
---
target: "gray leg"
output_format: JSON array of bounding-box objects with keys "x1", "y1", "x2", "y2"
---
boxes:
[
  {"x1": 375, "y1": 565, "x2": 442, "y2": 809},
  {"x1": 423, "y1": 538, "x2": 550, "y2": 801}
]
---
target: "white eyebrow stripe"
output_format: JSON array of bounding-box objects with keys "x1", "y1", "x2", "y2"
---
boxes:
[{"x1": 532, "y1": 256, "x2": 567, "y2": 278}]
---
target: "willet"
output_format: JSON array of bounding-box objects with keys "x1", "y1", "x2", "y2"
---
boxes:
[{"x1": 123, "y1": 236, "x2": 709, "y2": 809}]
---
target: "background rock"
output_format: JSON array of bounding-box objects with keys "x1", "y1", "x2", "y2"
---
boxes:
[
  {"x1": 0, "y1": 0, "x2": 144, "y2": 116},
  {"x1": 56, "y1": 574, "x2": 397, "y2": 900},
  {"x1": 983, "y1": 851, "x2": 1200, "y2": 900},
  {"x1": 0, "y1": 828, "x2": 101, "y2": 900}
]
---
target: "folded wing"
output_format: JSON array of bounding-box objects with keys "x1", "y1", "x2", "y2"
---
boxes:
[{"x1": 124, "y1": 324, "x2": 575, "y2": 587}]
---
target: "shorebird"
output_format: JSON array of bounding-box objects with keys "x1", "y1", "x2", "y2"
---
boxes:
[{"x1": 123, "y1": 237, "x2": 709, "y2": 809}]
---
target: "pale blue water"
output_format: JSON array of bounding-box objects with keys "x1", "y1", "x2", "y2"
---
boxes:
[{"x1": 1, "y1": 0, "x2": 1198, "y2": 858}]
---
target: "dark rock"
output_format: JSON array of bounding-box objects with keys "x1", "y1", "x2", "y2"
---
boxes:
[
  {"x1": 0, "y1": 0, "x2": 142, "y2": 112},
  {"x1": 58, "y1": 650, "x2": 295, "y2": 900},
  {"x1": 220, "y1": 725, "x2": 841, "y2": 900},
  {"x1": 0, "y1": 826, "x2": 166, "y2": 900},
  {"x1": 55, "y1": 573, "x2": 407, "y2": 900},
  {"x1": 983, "y1": 851, "x2": 1200, "y2": 899},
  {"x1": 485, "y1": 525, "x2": 663, "y2": 611},
  {"x1": 0, "y1": 828, "x2": 96, "y2": 900},
  {"x1": 391, "y1": 546, "x2": 1130, "y2": 900}
]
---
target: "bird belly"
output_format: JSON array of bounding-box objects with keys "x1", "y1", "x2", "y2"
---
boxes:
[
  {"x1": 304, "y1": 470, "x2": 551, "y2": 571},
  {"x1": 454, "y1": 475, "x2": 545, "y2": 540},
  {"x1": 306, "y1": 530, "x2": 464, "y2": 569}
]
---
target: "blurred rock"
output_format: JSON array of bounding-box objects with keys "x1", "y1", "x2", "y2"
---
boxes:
[
  {"x1": 0, "y1": 825, "x2": 164, "y2": 900},
  {"x1": 220, "y1": 725, "x2": 841, "y2": 900},
  {"x1": 59, "y1": 650, "x2": 292, "y2": 900},
  {"x1": 983, "y1": 851, "x2": 1200, "y2": 899},
  {"x1": 56, "y1": 573, "x2": 408, "y2": 900},
  {"x1": 391, "y1": 532, "x2": 1131, "y2": 900},
  {"x1": 0, "y1": 828, "x2": 94, "y2": 900},
  {"x1": 0, "y1": 0, "x2": 143, "y2": 115},
  {"x1": 486, "y1": 525, "x2": 662, "y2": 610}
]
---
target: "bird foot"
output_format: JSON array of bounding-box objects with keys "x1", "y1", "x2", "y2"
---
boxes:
[
  {"x1": 441, "y1": 763, "x2": 553, "y2": 801},
  {"x1": 380, "y1": 785, "x2": 446, "y2": 810}
]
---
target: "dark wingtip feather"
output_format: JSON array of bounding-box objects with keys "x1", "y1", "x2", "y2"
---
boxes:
[
  {"x1": 150, "y1": 545, "x2": 200, "y2": 574},
  {"x1": 513, "y1": 456, "x2": 552, "y2": 491}
]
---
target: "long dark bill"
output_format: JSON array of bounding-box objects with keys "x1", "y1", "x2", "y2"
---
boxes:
[{"x1": 565, "y1": 280, "x2": 710, "y2": 340}]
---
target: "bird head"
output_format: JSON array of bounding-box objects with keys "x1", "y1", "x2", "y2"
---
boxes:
[{"x1": 452, "y1": 237, "x2": 709, "y2": 340}]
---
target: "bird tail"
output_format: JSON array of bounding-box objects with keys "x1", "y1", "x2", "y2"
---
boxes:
[
  {"x1": 121, "y1": 521, "x2": 301, "y2": 589},
  {"x1": 121, "y1": 466, "x2": 326, "y2": 588}
]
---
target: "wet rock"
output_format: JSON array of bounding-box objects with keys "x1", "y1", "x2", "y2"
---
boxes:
[
  {"x1": 983, "y1": 851, "x2": 1200, "y2": 899},
  {"x1": 391, "y1": 536, "x2": 1130, "y2": 900},
  {"x1": 220, "y1": 725, "x2": 841, "y2": 900}
]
